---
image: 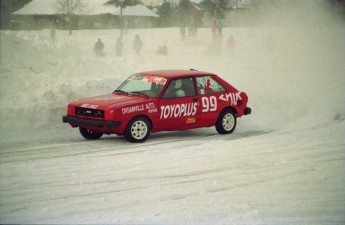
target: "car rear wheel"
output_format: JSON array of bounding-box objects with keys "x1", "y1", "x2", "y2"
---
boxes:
[
  {"x1": 216, "y1": 108, "x2": 237, "y2": 134},
  {"x1": 125, "y1": 116, "x2": 151, "y2": 143},
  {"x1": 79, "y1": 127, "x2": 103, "y2": 140}
]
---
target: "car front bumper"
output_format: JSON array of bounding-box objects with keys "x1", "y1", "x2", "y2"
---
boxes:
[{"x1": 62, "y1": 115, "x2": 121, "y2": 130}]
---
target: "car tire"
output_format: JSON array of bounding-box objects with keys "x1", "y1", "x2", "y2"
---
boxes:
[
  {"x1": 215, "y1": 108, "x2": 237, "y2": 134},
  {"x1": 125, "y1": 116, "x2": 151, "y2": 143},
  {"x1": 79, "y1": 127, "x2": 103, "y2": 140}
]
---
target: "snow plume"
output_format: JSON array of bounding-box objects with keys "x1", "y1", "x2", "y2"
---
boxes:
[
  {"x1": 254, "y1": 0, "x2": 343, "y2": 28},
  {"x1": 1, "y1": 1, "x2": 345, "y2": 142},
  {"x1": 225, "y1": 0, "x2": 345, "y2": 130}
]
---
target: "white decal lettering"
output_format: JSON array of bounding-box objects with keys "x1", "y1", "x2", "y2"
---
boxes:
[
  {"x1": 219, "y1": 94, "x2": 227, "y2": 102},
  {"x1": 209, "y1": 96, "x2": 217, "y2": 111},
  {"x1": 148, "y1": 108, "x2": 158, "y2": 113},
  {"x1": 174, "y1": 104, "x2": 181, "y2": 118},
  {"x1": 230, "y1": 93, "x2": 234, "y2": 105},
  {"x1": 160, "y1": 102, "x2": 198, "y2": 119},
  {"x1": 170, "y1": 104, "x2": 176, "y2": 118},
  {"x1": 180, "y1": 104, "x2": 186, "y2": 116},
  {"x1": 146, "y1": 102, "x2": 156, "y2": 110},
  {"x1": 201, "y1": 96, "x2": 217, "y2": 112},
  {"x1": 218, "y1": 92, "x2": 242, "y2": 105},
  {"x1": 146, "y1": 102, "x2": 157, "y2": 114},
  {"x1": 122, "y1": 104, "x2": 145, "y2": 114},
  {"x1": 81, "y1": 104, "x2": 99, "y2": 109}
]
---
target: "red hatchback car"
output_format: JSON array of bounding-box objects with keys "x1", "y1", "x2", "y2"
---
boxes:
[{"x1": 63, "y1": 70, "x2": 251, "y2": 142}]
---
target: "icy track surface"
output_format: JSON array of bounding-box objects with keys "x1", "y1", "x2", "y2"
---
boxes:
[{"x1": 1, "y1": 6, "x2": 345, "y2": 224}]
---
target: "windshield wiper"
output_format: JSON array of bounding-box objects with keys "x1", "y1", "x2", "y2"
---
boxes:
[
  {"x1": 130, "y1": 91, "x2": 149, "y2": 97},
  {"x1": 114, "y1": 90, "x2": 128, "y2": 95}
]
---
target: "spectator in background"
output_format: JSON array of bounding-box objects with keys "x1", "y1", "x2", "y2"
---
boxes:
[
  {"x1": 216, "y1": 19, "x2": 223, "y2": 36},
  {"x1": 211, "y1": 20, "x2": 217, "y2": 38},
  {"x1": 94, "y1": 38, "x2": 105, "y2": 57},
  {"x1": 180, "y1": 26, "x2": 186, "y2": 41},
  {"x1": 133, "y1": 35, "x2": 142, "y2": 55},
  {"x1": 50, "y1": 29, "x2": 56, "y2": 43},
  {"x1": 227, "y1": 35, "x2": 236, "y2": 54},
  {"x1": 123, "y1": 19, "x2": 129, "y2": 34},
  {"x1": 157, "y1": 45, "x2": 168, "y2": 56}
]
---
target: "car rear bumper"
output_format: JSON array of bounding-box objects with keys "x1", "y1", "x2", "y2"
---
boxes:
[
  {"x1": 62, "y1": 115, "x2": 121, "y2": 130},
  {"x1": 244, "y1": 107, "x2": 251, "y2": 115}
]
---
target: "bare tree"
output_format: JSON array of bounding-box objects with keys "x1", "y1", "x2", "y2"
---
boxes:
[
  {"x1": 56, "y1": 0, "x2": 86, "y2": 35},
  {"x1": 105, "y1": 0, "x2": 143, "y2": 38}
]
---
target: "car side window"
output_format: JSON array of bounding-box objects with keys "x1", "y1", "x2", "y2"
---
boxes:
[
  {"x1": 196, "y1": 76, "x2": 226, "y2": 95},
  {"x1": 162, "y1": 78, "x2": 196, "y2": 99}
]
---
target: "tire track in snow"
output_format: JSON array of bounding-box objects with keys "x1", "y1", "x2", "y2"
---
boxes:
[{"x1": 0, "y1": 129, "x2": 270, "y2": 164}]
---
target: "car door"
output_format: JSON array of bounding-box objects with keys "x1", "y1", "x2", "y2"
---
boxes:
[
  {"x1": 158, "y1": 77, "x2": 199, "y2": 131},
  {"x1": 194, "y1": 75, "x2": 228, "y2": 127}
]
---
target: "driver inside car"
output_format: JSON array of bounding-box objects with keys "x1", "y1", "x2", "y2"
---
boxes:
[
  {"x1": 174, "y1": 79, "x2": 185, "y2": 97},
  {"x1": 163, "y1": 79, "x2": 186, "y2": 98}
]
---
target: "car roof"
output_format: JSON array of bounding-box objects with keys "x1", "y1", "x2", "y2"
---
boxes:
[{"x1": 137, "y1": 70, "x2": 216, "y2": 79}]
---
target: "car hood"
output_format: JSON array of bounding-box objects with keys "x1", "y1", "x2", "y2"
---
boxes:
[{"x1": 72, "y1": 93, "x2": 149, "y2": 109}]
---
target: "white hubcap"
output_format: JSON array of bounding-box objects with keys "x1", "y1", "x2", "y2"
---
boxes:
[
  {"x1": 131, "y1": 121, "x2": 148, "y2": 140},
  {"x1": 222, "y1": 113, "x2": 235, "y2": 131}
]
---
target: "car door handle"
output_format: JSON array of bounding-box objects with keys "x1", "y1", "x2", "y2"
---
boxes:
[{"x1": 192, "y1": 98, "x2": 199, "y2": 102}]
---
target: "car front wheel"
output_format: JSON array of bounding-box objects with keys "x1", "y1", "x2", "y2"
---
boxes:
[
  {"x1": 79, "y1": 127, "x2": 103, "y2": 140},
  {"x1": 125, "y1": 116, "x2": 151, "y2": 143},
  {"x1": 216, "y1": 109, "x2": 237, "y2": 134}
]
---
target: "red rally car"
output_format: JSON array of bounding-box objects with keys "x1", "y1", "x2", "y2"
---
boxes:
[{"x1": 63, "y1": 70, "x2": 251, "y2": 142}]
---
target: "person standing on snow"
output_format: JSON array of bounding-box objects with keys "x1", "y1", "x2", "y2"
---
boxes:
[
  {"x1": 227, "y1": 35, "x2": 236, "y2": 54},
  {"x1": 211, "y1": 20, "x2": 217, "y2": 38},
  {"x1": 133, "y1": 35, "x2": 142, "y2": 55},
  {"x1": 94, "y1": 38, "x2": 105, "y2": 57},
  {"x1": 50, "y1": 29, "x2": 56, "y2": 43},
  {"x1": 216, "y1": 19, "x2": 223, "y2": 36}
]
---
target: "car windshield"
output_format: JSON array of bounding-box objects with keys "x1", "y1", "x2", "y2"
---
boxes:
[{"x1": 115, "y1": 74, "x2": 167, "y2": 98}]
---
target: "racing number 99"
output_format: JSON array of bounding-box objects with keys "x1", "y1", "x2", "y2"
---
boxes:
[{"x1": 201, "y1": 96, "x2": 217, "y2": 112}]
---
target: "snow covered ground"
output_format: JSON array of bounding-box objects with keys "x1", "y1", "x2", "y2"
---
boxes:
[{"x1": 1, "y1": 3, "x2": 345, "y2": 223}]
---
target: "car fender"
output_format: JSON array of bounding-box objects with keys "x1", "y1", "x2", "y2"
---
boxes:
[{"x1": 112, "y1": 102, "x2": 158, "y2": 135}]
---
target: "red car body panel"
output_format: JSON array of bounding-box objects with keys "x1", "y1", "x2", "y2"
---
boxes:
[{"x1": 63, "y1": 70, "x2": 251, "y2": 139}]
